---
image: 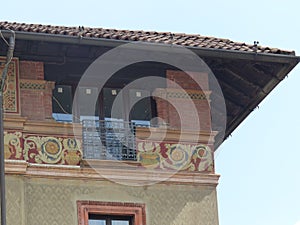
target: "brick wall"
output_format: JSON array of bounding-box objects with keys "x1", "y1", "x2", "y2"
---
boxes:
[
  {"x1": 154, "y1": 70, "x2": 211, "y2": 131},
  {"x1": 20, "y1": 61, "x2": 44, "y2": 80},
  {"x1": 166, "y1": 70, "x2": 209, "y2": 90},
  {"x1": 19, "y1": 61, "x2": 55, "y2": 120}
]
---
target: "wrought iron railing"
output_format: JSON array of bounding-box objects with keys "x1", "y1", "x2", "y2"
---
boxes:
[{"x1": 82, "y1": 120, "x2": 137, "y2": 160}]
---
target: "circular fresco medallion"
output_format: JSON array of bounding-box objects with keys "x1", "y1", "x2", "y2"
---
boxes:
[
  {"x1": 44, "y1": 140, "x2": 60, "y2": 155},
  {"x1": 170, "y1": 148, "x2": 185, "y2": 162}
]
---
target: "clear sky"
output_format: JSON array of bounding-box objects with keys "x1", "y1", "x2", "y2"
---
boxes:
[{"x1": 1, "y1": 1, "x2": 300, "y2": 224}]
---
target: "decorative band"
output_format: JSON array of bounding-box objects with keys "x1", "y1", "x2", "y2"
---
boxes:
[
  {"x1": 166, "y1": 91, "x2": 208, "y2": 100},
  {"x1": 20, "y1": 83, "x2": 46, "y2": 90},
  {"x1": 154, "y1": 88, "x2": 211, "y2": 100},
  {"x1": 20, "y1": 80, "x2": 46, "y2": 90}
]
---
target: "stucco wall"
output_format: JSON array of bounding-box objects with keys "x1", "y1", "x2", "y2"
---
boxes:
[{"x1": 6, "y1": 175, "x2": 218, "y2": 225}]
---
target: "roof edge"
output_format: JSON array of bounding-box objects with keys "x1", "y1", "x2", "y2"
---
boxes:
[
  {"x1": 222, "y1": 59, "x2": 299, "y2": 145},
  {"x1": 1, "y1": 30, "x2": 299, "y2": 64}
]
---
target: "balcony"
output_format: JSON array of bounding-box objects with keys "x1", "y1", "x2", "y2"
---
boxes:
[
  {"x1": 81, "y1": 118, "x2": 217, "y2": 173},
  {"x1": 4, "y1": 112, "x2": 217, "y2": 177}
]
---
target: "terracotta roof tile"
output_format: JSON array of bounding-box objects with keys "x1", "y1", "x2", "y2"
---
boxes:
[{"x1": 0, "y1": 21, "x2": 295, "y2": 55}]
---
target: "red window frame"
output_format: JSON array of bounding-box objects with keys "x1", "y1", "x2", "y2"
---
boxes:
[{"x1": 77, "y1": 201, "x2": 146, "y2": 225}]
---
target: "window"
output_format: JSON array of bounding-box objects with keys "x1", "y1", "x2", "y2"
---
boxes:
[
  {"x1": 89, "y1": 214, "x2": 132, "y2": 225},
  {"x1": 99, "y1": 87, "x2": 156, "y2": 125},
  {"x1": 52, "y1": 84, "x2": 157, "y2": 126},
  {"x1": 77, "y1": 201, "x2": 146, "y2": 225},
  {"x1": 52, "y1": 85, "x2": 73, "y2": 122}
]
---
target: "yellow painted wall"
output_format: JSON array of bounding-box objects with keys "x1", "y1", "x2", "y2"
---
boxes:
[{"x1": 6, "y1": 175, "x2": 218, "y2": 225}]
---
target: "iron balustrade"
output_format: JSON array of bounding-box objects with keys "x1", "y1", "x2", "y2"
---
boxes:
[{"x1": 82, "y1": 120, "x2": 137, "y2": 161}]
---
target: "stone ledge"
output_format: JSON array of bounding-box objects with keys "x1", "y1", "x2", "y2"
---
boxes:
[
  {"x1": 4, "y1": 117, "x2": 82, "y2": 137},
  {"x1": 136, "y1": 127, "x2": 217, "y2": 144},
  {"x1": 4, "y1": 160, "x2": 220, "y2": 186},
  {"x1": 5, "y1": 160, "x2": 28, "y2": 174}
]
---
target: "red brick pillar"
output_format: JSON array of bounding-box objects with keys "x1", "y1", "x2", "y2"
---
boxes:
[
  {"x1": 154, "y1": 70, "x2": 211, "y2": 131},
  {"x1": 19, "y1": 61, "x2": 55, "y2": 120}
]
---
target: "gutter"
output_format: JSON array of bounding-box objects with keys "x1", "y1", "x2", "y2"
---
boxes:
[{"x1": 1, "y1": 30, "x2": 300, "y2": 65}]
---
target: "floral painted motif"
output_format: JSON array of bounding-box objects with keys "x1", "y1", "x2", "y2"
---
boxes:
[
  {"x1": 137, "y1": 141, "x2": 213, "y2": 172},
  {"x1": 3, "y1": 132, "x2": 23, "y2": 160},
  {"x1": 4, "y1": 131, "x2": 82, "y2": 165},
  {"x1": 62, "y1": 138, "x2": 82, "y2": 165},
  {"x1": 24, "y1": 135, "x2": 82, "y2": 165},
  {"x1": 24, "y1": 136, "x2": 63, "y2": 164},
  {"x1": 137, "y1": 142, "x2": 161, "y2": 168}
]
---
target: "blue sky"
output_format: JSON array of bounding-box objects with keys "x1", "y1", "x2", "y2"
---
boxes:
[{"x1": 1, "y1": 1, "x2": 300, "y2": 224}]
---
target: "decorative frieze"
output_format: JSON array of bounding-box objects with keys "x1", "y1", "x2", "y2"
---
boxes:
[
  {"x1": 4, "y1": 131, "x2": 214, "y2": 171},
  {"x1": 0, "y1": 57, "x2": 20, "y2": 114},
  {"x1": 137, "y1": 142, "x2": 213, "y2": 172},
  {"x1": 24, "y1": 135, "x2": 82, "y2": 165},
  {"x1": 4, "y1": 131, "x2": 82, "y2": 166}
]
